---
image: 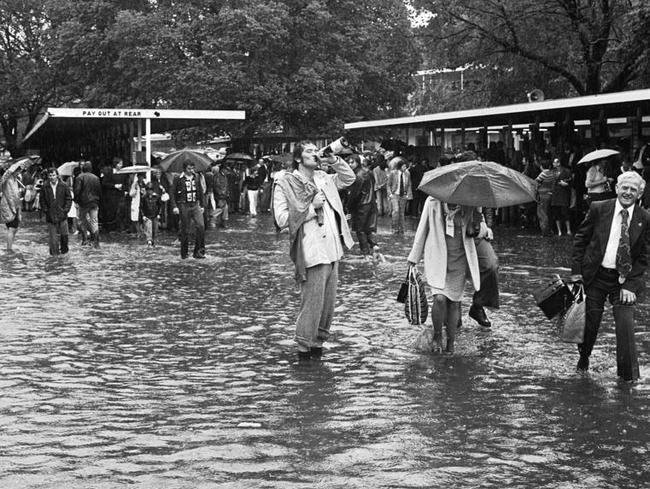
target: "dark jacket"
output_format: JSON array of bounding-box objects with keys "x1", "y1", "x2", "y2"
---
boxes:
[
  {"x1": 213, "y1": 168, "x2": 229, "y2": 201},
  {"x1": 73, "y1": 172, "x2": 102, "y2": 207},
  {"x1": 170, "y1": 173, "x2": 205, "y2": 208},
  {"x1": 40, "y1": 180, "x2": 72, "y2": 224},
  {"x1": 141, "y1": 192, "x2": 162, "y2": 219},
  {"x1": 572, "y1": 199, "x2": 650, "y2": 293},
  {"x1": 347, "y1": 168, "x2": 376, "y2": 212}
]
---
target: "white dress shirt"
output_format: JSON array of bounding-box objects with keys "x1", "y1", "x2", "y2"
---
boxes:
[{"x1": 601, "y1": 200, "x2": 634, "y2": 269}]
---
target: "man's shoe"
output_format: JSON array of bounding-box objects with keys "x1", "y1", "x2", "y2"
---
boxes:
[
  {"x1": 469, "y1": 304, "x2": 491, "y2": 328},
  {"x1": 310, "y1": 347, "x2": 323, "y2": 358},
  {"x1": 297, "y1": 351, "x2": 311, "y2": 361},
  {"x1": 181, "y1": 254, "x2": 188, "y2": 260},
  {"x1": 193, "y1": 253, "x2": 206, "y2": 259},
  {"x1": 576, "y1": 356, "x2": 589, "y2": 372}
]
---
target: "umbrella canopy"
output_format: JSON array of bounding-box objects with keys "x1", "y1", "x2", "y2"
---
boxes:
[
  {"x1": 57, "y1": 161, "x2": 82, "y2": 177},
  {"x1": 418, "y1": 160, "x2": 537, "y2": 208},
  {"x1": 115, "y1": 164, "x2": 152, "y2": 175},
  {"x1": 3, "y1": 155, "x2": 41, "y2": 170},
  {"x1": 224, "y1": 152, "x2": 254, "y2": 162},
  {"x1": 159, "y1": 149, "x2": 213, "y2": 173},
  {"x1": 577, "y1": 149, "x2": 620, "y2": 165}
]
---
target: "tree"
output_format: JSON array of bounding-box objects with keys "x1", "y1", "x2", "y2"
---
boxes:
[
  {"x1": 0, "y1": 0, "x2": 58, "y2": 156},
  {"x1": 411, "y1": 0, "x2": 650, "y2": 103}
]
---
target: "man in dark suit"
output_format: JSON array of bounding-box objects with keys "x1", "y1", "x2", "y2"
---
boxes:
[
  {"x1": 40, "y1": 167, "x2": 73, "y2": 255},
  {"x1": 571, "y1": 171, "x2": 650, "y2": 382}
]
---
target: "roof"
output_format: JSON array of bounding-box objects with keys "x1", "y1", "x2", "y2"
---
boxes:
[
  {"x1": 23, "y1": 108, "x2": 246, "y2": 143},
  {"x1": 344, "y1": 88, "x2": 650, "y2": 131}
]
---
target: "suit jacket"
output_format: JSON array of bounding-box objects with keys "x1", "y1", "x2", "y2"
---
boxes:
[
  {"x1": 387, "y1": 169, "x2": 413, "y2": 200},
  {"x1": 40, "y1": 180, "x2": 72, "y2": 224},
  {"x1": 571, "y1": 199, "x2": 650, "y2": 293}
]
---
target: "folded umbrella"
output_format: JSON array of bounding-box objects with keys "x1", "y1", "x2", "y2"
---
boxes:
[
  {"x1": 577, "y1": 149, "x2": 620, "y2": 165},
  {"x1": 418, "y1": 160, "x2": 537, "y2": 208},
  {"x1": 114, "y1": 164, "x2": 152, "y2": 174},
  {"x1": 159, "y1": 149, "x2": 213, "y2": 173}
]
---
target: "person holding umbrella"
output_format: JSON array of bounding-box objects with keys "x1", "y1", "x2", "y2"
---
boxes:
[
  {"x1": 407, "y1": 196, "x2": 482, "y2": 354},
  {"x1": 0, "y1": 161, "x2": 25, "y2": 252},
  {"x1": 414, "y1": 160, "x2": 538, "y2": 345},
  {"x1": 39, "y1": 167, "x2": 72, "y2": 255},
  {"x1": 170, "y1": 161, "x2": 206, "y2": 259}
]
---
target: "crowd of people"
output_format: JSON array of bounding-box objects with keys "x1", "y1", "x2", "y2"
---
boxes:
[{"x1": 1, "y1": 139, "x2": 649, "y2": 382}]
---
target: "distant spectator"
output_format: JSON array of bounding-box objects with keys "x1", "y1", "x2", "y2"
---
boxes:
[
  {"x1": 40, "y1": 167, "x2": 72, "y2": 255},
  {"x1": 74, "y1": 161, "x2": 102, "y2": 248},
  {"x1": 550, "y1": 157, "x2": 573, "y2": 236},
  {"x1": 535, "y1": 159, "x2": 556, "y2": 236},
  {"x1": 0, "y1": 162, "x2": 25, "y2": 252}
]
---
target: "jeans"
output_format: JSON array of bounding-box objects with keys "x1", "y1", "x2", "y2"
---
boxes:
[
  {"x1": 178, "y1": 203, "x2": 205, "y2": 257},
  {"x1": 47, "y1": 220, "x2": 69, "y2": 255},
  {"x1": 213, "y1": 199, "x2": 229, "y2": 224},
  {"x1": 79, "y1": 205, "x2": 99, "y2": 234},
  {"x1": 352, "y1": 203, "x2": 378, "y2": 254},
  {"x1": 295, "y1": 262, "x2": 339, "y2": 352},
  {"x1": 142, "y1": 216, "x2": 158, "y2": 243},
  {"x1": 536, "y1": 193, "x2": 552, "y2": 234},
  {"x1": 390, "y1": 195, "x2": 407, "y2": 233}
]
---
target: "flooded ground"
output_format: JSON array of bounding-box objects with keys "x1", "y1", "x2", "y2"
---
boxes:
[{"x1": 0, "y1": 213, "x2": 648, "y2": 488}]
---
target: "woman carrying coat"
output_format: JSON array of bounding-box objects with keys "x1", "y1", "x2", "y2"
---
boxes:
[{"x1": 407, "y1": 196, "x2": 481, "y2": 354}]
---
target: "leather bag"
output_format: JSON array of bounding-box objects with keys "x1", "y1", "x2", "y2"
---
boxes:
[{"x1": 533, "y1": 275, "x2": 574, "y2": 319}]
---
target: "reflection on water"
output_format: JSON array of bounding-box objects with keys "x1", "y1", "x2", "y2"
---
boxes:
[{"x1": 0, "y1": 215, "x2": 648, "y2": 488}]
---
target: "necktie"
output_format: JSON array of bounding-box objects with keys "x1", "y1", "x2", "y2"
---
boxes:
[
  {"x1": 616, "y1": 208, "x2": 632, "y2": 281},
  {"x1": 399, "y1": 173, "x2": 405, "y2": 196}
]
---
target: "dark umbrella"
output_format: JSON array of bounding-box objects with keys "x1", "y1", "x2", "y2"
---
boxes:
[
  {"x1": 418, "y1": 160, "x2": 537, "y2": 208},
  {"x1": 159, "y1": 149, "x2": 213, "y2": 173},
  {"x1": 224, "y1": 152, "x2": 255, "y2": 163}
]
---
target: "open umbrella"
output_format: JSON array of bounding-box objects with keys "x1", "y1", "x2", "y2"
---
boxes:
[
  {"x1": 577, "y1": 149, "x2": 620, "y2": 165},
  {"x1": 224, "y1": 152, "x2": 254, "y2": 163},
  {"x1": 418, "y1": 160, "x2": 537, "y2": 208},
  {"x1": 115, "y1": 164, "x2": 152, "y2": 174},
  {"x1": 159, "y1": 149, "x2": 213, "y2": 173},
  {"x1": 4, "y1": 155, "x2": 41, "y2": 170},
  {"x1": 58, "y1": 161, "x2": 82, "y2": 177}
]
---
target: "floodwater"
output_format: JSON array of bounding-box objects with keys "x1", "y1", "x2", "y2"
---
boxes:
[{"x1": 0, "y1": 213, "x2": 648, "y2": 488}]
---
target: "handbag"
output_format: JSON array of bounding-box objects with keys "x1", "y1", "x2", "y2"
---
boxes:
[
  {"x1": 556, "y1": 283, "x2": 586, "y2": 343},
  {"x1": 404, "y1": 265, "x2": 429, "y2": 325},
  {"x1": 396, "y1": 269, "x2": 409, "y2": 303},
  {"x1": 533, "y1": 274, "x2": 574, "y2": 319}
]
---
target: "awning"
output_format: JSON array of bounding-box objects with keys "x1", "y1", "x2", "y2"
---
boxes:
[
  {"x1": 344, "y1": 88, "x2": 650, "y2": 131},
  {"x1": 24, "y1": 108, "x2": 246, "y2": 143}
]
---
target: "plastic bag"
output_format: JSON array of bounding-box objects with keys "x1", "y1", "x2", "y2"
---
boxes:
[{"x1": 557, "y1": 283, "x2": 585, "y2": 343}]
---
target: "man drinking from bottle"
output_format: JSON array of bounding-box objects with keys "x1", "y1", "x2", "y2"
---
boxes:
[{"x1": 273, "y1": 140, "x2": 356, "y2": 360}]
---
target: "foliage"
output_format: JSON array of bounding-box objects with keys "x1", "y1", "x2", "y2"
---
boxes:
[
  {"x1": 410, "y1": 0, "x2": 650, "y2": 106},
  {"x1": 0, "y1": 0, "x2": 419, "y2": 155}
]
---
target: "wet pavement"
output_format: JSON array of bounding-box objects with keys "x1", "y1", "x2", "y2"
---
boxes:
[{"x1": 0, "y1": 212, "x2": 649, "y2": 488}]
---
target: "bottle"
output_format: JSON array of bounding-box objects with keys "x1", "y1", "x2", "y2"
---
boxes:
[{"x1": 319, "y1": 137, "x2": 350, "y2": 157}]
